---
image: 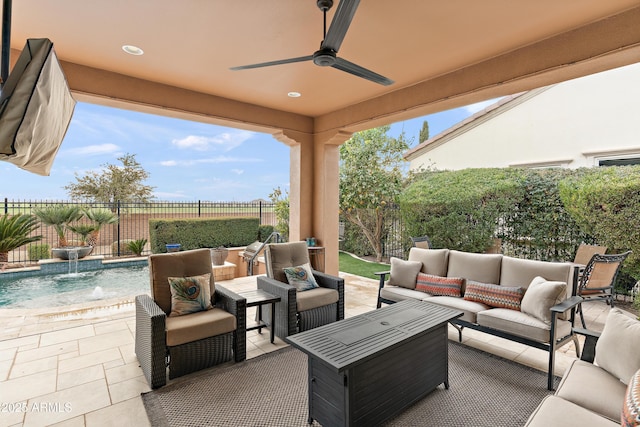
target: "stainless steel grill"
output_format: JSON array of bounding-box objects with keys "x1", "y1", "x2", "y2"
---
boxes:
[{"x1": 242, "y1": 232, "x2": 281, "y2": 275}]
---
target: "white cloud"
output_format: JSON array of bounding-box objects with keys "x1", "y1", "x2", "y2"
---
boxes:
[
  {"x1": 172, "y1": 130, "x2": 255, "y2": 152},
  {"x1": 159, "y1": 156, "x2": 263, "y2": 167},
  {"x1": 231, "y1": 169, "x2": 244, "y2": 175},
  {"x1": 154, "y1": 191, "x2": 190, "y2": 199},
  {"x1": 463, "y1": 98, "x2": 502, "y2": 115},
  {"x1": 65, "y1": 143, "x2": 121, "y2": 156}
]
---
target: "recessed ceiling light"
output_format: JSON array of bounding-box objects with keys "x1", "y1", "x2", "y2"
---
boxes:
[
  {"x1": 288, "y1": 92, "x2": 301, "y2": 98},
  {"x1": 122, "y1": 45, "x2": 144, "y2": 56}
]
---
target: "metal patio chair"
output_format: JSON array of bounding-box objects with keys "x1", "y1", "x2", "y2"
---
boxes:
[{"x1": 576, "y1": 251, "x2": 631, "y2": 328}]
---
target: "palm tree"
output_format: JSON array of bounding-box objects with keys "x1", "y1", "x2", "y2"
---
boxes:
[
  {"x1": 34, "y1": 205, "x2": 83, "y2": 247},
  {"x1": 67, "y1": 224, "x2": 99, "y2": 246},
  {"x1": 83, "y1": 208, "x2": 119, "y2": 246},
  {"x1": 0, "y1": 214, "x2": 42, "y2": 263}
]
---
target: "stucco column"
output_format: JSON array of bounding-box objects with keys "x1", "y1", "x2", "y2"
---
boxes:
[{"x1": 274, "y1": 129, "x2": 351, "y2": 275}]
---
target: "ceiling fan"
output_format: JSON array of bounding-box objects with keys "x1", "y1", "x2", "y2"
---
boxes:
[{"x1": 230, "y1": 0, "x2": 394, "y2": 86}]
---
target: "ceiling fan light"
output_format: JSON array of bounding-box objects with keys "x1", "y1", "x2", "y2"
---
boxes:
[{"x1": 288, "y1": 92, "x2": 301, "y2": 98}]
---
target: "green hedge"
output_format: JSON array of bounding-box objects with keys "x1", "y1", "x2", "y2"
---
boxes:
[
  {"x1": 400, "y1": 168, "x2": 524, "y2": 253},
  {"x1": 559, "y1": 165, "x2": 640, "y2": 282},
  {"x1": 501, "y1": 169, "x2": 591, "y2": 262},
  {"x1": 149, "y1": 217, "x2": 260, "y2": 253}
]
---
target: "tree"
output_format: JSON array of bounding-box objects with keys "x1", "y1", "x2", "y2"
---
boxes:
[
  {"x1": 65, "y1": 153, "x2": 155, "y2": 210},
  {"x1": 34, "y1": 205, "x2": 84, "y2": 247},
  {"x1": 419, "y1": 120, "x2": 430, "y2": 143},
  {"x1": 339, "y1": 126, "x2": 411, "y2": 261},
  {"x1": 269, "y1": 187, "x2": 289, "y2": 241}
]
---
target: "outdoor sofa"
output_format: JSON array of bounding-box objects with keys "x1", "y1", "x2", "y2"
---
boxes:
[
  {"x1": 376, "y1": 247, "x2": 581, "y2": 390},
  {"x1": 525, "y1": 307, "x2": 640, "y2": 426}
]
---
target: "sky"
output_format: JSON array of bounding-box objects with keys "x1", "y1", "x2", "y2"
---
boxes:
[{"x1": 0, "y1": 99, "x2": 497, "y2": 202}]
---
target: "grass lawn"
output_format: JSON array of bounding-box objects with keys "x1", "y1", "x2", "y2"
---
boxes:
[{"x1": 338, "y1": 251, "x2": 389, "y2": 279}]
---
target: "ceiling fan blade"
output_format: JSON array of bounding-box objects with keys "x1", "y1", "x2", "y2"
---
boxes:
[
  {"x1": 230, "y1": 55, "x2": 313, "y2": 71},
  {"x1": 322, "y1": 0, "x2": 360, "y2": 53},
  {"x1": 332, "y1": 57, "x2": 394, "y2": 86}
]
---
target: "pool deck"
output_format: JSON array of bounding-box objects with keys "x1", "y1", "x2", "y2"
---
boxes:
[{"x1": 0, "y1": 273, "x2": 617, "y2": 427}]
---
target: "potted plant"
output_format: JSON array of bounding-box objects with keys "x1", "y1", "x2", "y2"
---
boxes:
[
  {"x1": 0, "y1": 214, "x2": 42, "y2": 263},
  {"x1": 211, "y1": 246, "x2": 229, "y2": 266},
  {"x1": 34, "y1": 205, "x2": 92, "y2": 259}
]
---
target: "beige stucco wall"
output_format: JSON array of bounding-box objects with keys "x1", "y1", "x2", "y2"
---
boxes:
[{"x1": 409, "y1": 62, "x2": 640, "y2": 171}]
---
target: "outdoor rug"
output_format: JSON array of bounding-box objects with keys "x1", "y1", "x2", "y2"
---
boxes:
[{"x1": 142, "y1": 342, "x2": 557, "y2": 427}]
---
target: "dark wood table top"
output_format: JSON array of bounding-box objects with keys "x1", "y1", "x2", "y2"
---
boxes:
[
  {"x1": 287, "y1": 300, "x2": 462, "y2": 372},
  {"x1": 238, "y1": 289, "x2": 280, "y2": 306}
]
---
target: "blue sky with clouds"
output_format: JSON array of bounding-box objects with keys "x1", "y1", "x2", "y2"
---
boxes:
[{"x1": 0, "y1": 99, "x2": 496, "y2": 201}]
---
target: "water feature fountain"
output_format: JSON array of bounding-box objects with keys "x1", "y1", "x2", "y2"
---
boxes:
[{"x1": 67, "y1": 248, "x2": 79, "y2": 275}]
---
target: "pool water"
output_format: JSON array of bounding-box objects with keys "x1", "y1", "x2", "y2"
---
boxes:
[{"x1": 0, "y1": 265, "x2": 149, "y2": 309}]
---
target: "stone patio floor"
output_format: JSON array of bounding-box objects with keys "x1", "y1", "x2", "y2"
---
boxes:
[{"x1": 0, "y1": 272, "x2": 617, "y2": 426}]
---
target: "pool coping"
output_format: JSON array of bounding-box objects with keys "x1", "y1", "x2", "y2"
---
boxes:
[{"x1": 0, "y1": 256, "x2": 148, "y2": 280}]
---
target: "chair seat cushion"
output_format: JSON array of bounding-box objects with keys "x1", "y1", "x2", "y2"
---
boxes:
[
  {"x1": 166, "y1": 307, "x2": 236, "y2": 347},
  {"x1": 297, "y1": 287, "x2": 339, "y2": 312},
  {"x1": 477, "y1": 308, "x2": 571, "y2": 343},
  {"x1": 524, "y1": 396, "x2": 619, "y2": 427},
  {"x1": 556, "y1": 359, "x2": 627, "y2": 422}
]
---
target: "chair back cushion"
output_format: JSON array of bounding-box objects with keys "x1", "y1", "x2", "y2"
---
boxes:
[
  {"x1": 408, "y1": 247, "x2": 449, "y2": 277},
  {"x1": 265, "y1": 241, "x2": 310, "y2": 283},
  {"x1": 149, "y1": 248, "x2": 215, "y2": 315},
  {"x1": 448, "y1": 250, "x2": 502, "y2": 285},
  {"x1": 573, "y1": 244, "x2": 607, "y2": 265},
  {"x1": 595, "y1": 308, "x2": 640, "y2": 385}
]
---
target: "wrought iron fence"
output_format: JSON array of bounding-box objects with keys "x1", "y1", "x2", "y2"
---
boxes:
[{"x1": 2, "y1": 198, "x2": 276, "y2": 265}]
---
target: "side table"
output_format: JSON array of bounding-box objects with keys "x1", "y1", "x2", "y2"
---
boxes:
[{"x1": 238, "y1": 289, "x2": 280, "y2": 343}]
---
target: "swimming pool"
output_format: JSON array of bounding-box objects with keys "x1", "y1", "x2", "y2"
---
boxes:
[{"x1": 0, "y1": 265, "x2": 149, "y2": 309}]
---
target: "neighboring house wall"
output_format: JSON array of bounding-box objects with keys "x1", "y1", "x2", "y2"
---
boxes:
[{"x1": 405, "y1": 63, "x2": 640, "y2": 170}]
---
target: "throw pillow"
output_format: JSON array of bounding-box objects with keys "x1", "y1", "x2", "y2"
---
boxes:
[
  {"x1": 622, "y1": 369, "x2": 640, "y2": 427},
  {"x1": 416, "y1": 273, "x2": 464, "y2": 297},
  {"x1": 520, "y1": 276, "x2": 566, "y2": 324},
  {"x1": 463, "y1": 281, "x2": 524, "y2": 310},
  {"x1": 388, "y1": 257, "x2": 422, "y2": 289},
  {"x1": 168, "y1": 273, "x2": 213, "y2": 317},
  {"x1": 595, "y1": 308, "x2": 640, "y2": 385},
  {"x1": 283, "y1": 262, "x2": 319, "y2": 292}
]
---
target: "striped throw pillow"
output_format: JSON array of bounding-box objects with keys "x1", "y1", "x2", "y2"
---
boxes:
[
  {"x1": 415, "y1": 273, "x2": 463, "y2": 297},
  {"x1": 623, "y1": 369, "x2": 640, "y2": 427},
  {"x1": 463, "y1": 281, "x2": 524, "y2": 311}
]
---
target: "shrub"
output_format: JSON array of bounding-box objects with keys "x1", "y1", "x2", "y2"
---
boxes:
[
  {"x1": 400, "y1": 168, "x2": 524, "y2": 253},
  {"x1": 28, "y1": 243, "x2": 50, "y2": 260},
  {"x1": 559, "y1": 166, "x2": 640, "y2": 281},
  {"x1": 126, "y1": 239, "x2": 147, "y2": 256},
  {"x1": 148, "y1": 217, "x2": 260, "y2": 253},
  {"x1": 111, "y1": 239, "x2": 136, "y2": 256}
]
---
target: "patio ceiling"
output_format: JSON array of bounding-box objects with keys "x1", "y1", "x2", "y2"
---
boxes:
[{"x1": 8, "y1": 0, "x2": 640, "y2": 136}]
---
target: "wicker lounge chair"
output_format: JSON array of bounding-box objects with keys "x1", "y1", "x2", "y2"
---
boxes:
[
  {"x1": 411, "y1": 235, "x2": 432, "y2": 249},
  {"x1": 135, "y1": 248, "x2": 246, "y2": 388},
  {"x1": 257, "y1": 241, "x2": 344, "y2": 339}
]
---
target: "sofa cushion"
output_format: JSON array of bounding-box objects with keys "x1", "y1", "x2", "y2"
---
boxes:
[
  {"x1": 165, "y1": 307, "x2": 236, "y2": 347},
  {"x1": 622, "y1": 368, "x2": 640, "y2": 427},
  {"x1": 283, "y1": 262, "x2": 319, "y2": 292},
  {"x1": 296, "y1": 287, "x2": 339, "y2": 312},
  {"x1": 520, "y1": 276, "x2": 566, "y2": 324},
  {"x1": 524, "y1": 395, "x2": 619, "y2": 427},
  {"x1": 168, "y1": 273, "x2": 213, "y2": 317},
  {"x1": 556, "y1": 359, "x2": 627, "y2": 422},
  {"x1": 447, "y1": 250, "x2": 502, "y2": 287},
  {"x1": 477, "y1": 308, "x2": 571, "y2": 343},
  {"x1": 415, "y1": 273, "x2": 463, "y2": 297},
  {"x1": 388, "y1": 257, "x2": 422, "y2": 289},
  {"x1": 595, "y1": 308, "x2": 640, "y2": 385},
  {"x1": 463, "y1": 281, "x2": 524, "y2": 310},
  {"x1": 427, "y1": 296, "x2": 489, "y2": 323},
  {"x1": 408, "y1": 247, "x2": 449, "y2": 277},
  {"x1": 500, "y1": 256, "x2": 573, "y2": 295},
  {"x1": 379, "y1": 286, "x2": 428, "y2": 303}
]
